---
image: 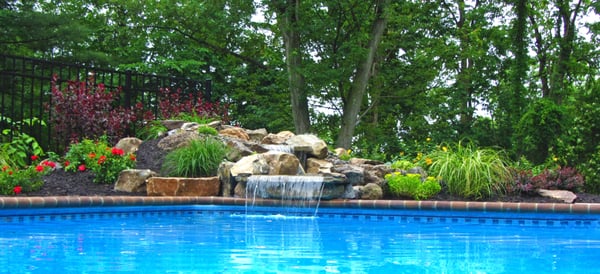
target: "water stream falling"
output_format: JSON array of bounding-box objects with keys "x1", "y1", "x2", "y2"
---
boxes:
[
  {"x1": 245, "y1": 175, "x2": 325, "y2": 217},
  {"x1": 261, "y1": 144, "x2": 295, "y2": 153}
]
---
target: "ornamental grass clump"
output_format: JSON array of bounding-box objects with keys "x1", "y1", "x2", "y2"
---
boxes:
[
  {"x1": 161, "y1": 137, "x2": 228, "y2": 177},
  {"x1": 426, "y1": 142, "x2": 511, "y2": 199},
  {"x1": 385, "y1": 172, "x2": 441, "y2": 200}
]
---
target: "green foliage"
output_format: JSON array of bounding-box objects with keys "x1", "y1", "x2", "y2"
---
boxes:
[
  {"x1": 198, "y1": 126, "x2": 218, "y2": 136},
  {"x1": 161, "y1": 137, "x2": 228, "y2": 177},
  {"x1": 513, "y1": 99, "x2": 565, "y2": 164},
  {"x1": 176, "y1": 112, "x2": 214, "y2": 124},
  {"x1": 0, "y1": 157, "x2": 55, "y2": 195},
  {"x1": 0, "y1": 117, "x2": 46, "y2": 168},
  {"x1": 390, "y1": 160, "x2": 416, "y2": 170},
  {"x1": 427, "y1": 142, "x2": 512, "y2": 199},
  {"x1": 385, "y1": 172, "x2": 441, "y2": 200},
  {"x1": 137, "y1": 121, "x2": 168, "y2": 141},
  {"x1": 64, "y1": 137, "x2": 136, "y2": 184},
  {"x1": 579, "y1": 146, "x2": 600, "y2": 193}
]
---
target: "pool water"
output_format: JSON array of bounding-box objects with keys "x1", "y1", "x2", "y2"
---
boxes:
[{"x1": 1, "y1": 205, "x2": 599, "y2": 273}]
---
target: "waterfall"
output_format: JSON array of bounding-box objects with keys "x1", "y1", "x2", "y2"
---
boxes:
[
  {"x1": 245, "y1": 175, "x2": 325, "y2": 216},
  {"x1": 262, "y1": 144, "x2": 295, "y2": 153}
]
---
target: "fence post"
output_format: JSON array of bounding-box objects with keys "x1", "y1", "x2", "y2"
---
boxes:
[
  {"x1": 123, "y1": 70, "x2": 133, "y2": 108},
  {"x1": 204, "y1": 79, "x2": 212, "y2": 102}
]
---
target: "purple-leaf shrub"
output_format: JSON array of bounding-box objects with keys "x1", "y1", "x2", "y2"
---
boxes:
[
  {"x1": 47, "y1": 75, "x2": 140, "y2": 146},
  {"x1": 157, "y1": 87, "x2": 229, "y2": 123},
  {"x1": 531, "y1": 167, "x2": 585, "y2": 191}
]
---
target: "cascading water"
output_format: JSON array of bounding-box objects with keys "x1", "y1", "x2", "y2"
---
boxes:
[
  {"x1": 261, "y1": 144, "x2": 295, "y2": 153},
  {"x1": 245, "y1": 175, "x2": 325, "y2": 216}
]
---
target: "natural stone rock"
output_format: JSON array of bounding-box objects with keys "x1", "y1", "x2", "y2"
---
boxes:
[
  {"x1": 218, "y1": 162, "x2": 235, "y2": 197},
  {"x1": 360, "y1": 183, "x2": 383, "y2": 200},
  {"x1": 349, "y1": 158, "x2": 385, "y2": 166},
  {"x1": 206, "y1": 120, "x2": 222, "y2": 130},
  {"x1": 223, "y1": 138, "x2": 254, "y2": 162},
  {"x1": 368, "y1": 164, "x2": 395, "y2": 179},
  {"x1": 230, "y1": 154, "x2": 270, "y2": 177},
  {"x1": 262, "y1": 151, "x2": 302, "y2": 175},
  {"x1": 115, "y1": 137, "x2": 143, "y2": 154},
  {"x1": 181, "y1": 122, "x2": 201, "y2": 131},
  {"x1": 306, "y1": 158, "x2": 333, "y2": 174},
  {"x1": 146, "y1": 176, "x2": 220, "y2": 196},
  {"x1": 285, "y1": 134, "x2": 328, "y2": 159},
  {"x1": 363, "y1": 169, "x2": 384, "y2": 186},
  {"x1": 261, "y1": 131, "x2": 295, "y2": 144},
  {"x1": 114, "y1": 169, "x2": 158, "y2": 193},
  {"x1": 537, "y1": 189, "x2": 577, "y2": 203},
  {"x1": 161, "y1": 120, "x2": 186, "y2": 130},
  {"x1": 332, "y1": 164, "x2": 365, "y2": 185},
  {"x1": 246, "y1": 128, "x2": 268, "y2": 142},
  {"x1": 342, "y1": 185, "x2": 360, "y2": 199},
  {"x1": 219, "y1": 127, "x2": 250, "y2": 141},
  {"x1": 157, "y1": 131, "x2": 200, "y2": 151}
]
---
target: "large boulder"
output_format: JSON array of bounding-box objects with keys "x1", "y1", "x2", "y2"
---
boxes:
[
  {"x1": 332, "y1": 164, "x2": 365, "y2": 185},
  {"x1": 306, "y1": 158, "x2": 333, "y2": 174},
  {"x1": 218, "y1": 162, "x2": 236, "y2": 197},
  {"x1": 246, "y1": 128, "x2": 268, "y2": 143},
  {"x1": 114, "y1": 169, "x2": 158, "y2": 193},
  {"x1": 219, "y1": 127, "x2": 250, "y2": 141},
  {"x1": 230, "y1": 154, "x2": 270, "y2": 177},
  {"x1": 537, "y1": 189, "x2": 577, "y2": 203},
  {"x1": 285, "y1": 134, "x2": 328, "y2": 159},
  {"x1": 262, "y1": 151, "x2": 302, "y2": 175},
  {"x1": 360, "y1": 183, "x2": 383, "y2": 200},
  {"x1": 115, "y1": 137, "x2": 143, "y2": 154},
  {"x1": 261, "y1": 131, "x2": 295, "y2": 144},
  {"x1": 157, "y1": 131, "x2": 200, "y2": 151}
]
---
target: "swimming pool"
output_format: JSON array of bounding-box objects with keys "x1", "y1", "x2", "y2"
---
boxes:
[{"x1": 1, "y1": 201, "x2": 599, "y2": 274}]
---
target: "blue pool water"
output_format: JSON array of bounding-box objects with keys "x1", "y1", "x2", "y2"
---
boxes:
[{"x1": 1, "y1": 205, "x2": 600, "y2": 273}]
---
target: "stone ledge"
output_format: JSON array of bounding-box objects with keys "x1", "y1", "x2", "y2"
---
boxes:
[{"x1": 146, "y1": 176, "x2": 220, "y2": 196}]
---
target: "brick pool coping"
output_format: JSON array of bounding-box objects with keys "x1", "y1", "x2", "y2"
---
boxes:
[{"x1": 1, "y1": 196, "x2": 600, "y2": 214}]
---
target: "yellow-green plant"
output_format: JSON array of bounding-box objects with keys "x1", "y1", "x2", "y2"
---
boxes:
[
  {"x1": 427, "y1": 142, "x2": 511, "y2": 199},
  {"x1": 385, "y1": 172, "x2": 441, "y2": 200},
  {"x1": 198, "y1": 126, "x2": 218, "y2": 136},
  {"x1": 390, "y1": 159, "x2": 416, "y2": 170},
  {"x1": 161, "y1": 137, "x2": 228, "y2": 177}
]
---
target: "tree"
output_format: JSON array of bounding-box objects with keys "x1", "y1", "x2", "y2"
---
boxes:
[
  {"x1": 271, "y1": 0, "x2": 311, "y2": 134},
  {"x1": 335, "y1": 0, "x2": 390, "y2": 149}
]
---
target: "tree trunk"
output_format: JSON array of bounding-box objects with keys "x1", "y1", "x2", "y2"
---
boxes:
[
  {"x1": 276, "y1": 0, "x2": 311, "y2": 134},
  {"x1": 335, "y1": 0, "x2": 389, "y2": 149}
]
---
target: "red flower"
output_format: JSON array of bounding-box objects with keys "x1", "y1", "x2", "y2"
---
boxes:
[
  {"x1": 88, "y1": 152, "x2": 96, "y2": 159},
  {"x1": 42, "y1": 160, "x2": 56, "y2": 168},
  {"x1": 64, "y1": 160, "x2": 70, "y2": 167},
  {"x1": 129, "y1": 154, "x2": 136, "y2": 161},
  {"x1": 35, "y1": 165, "x2": 45, "y2": 172},
  {"x1": 2, "y1": 165, "x2": 8, "y2": 172},
  {"x1": 78, "y1": 164, "x2": 86, "y2": 171},
  {"x1": 111, "y1": 147, "x2": 124, "y2": 156},
  {"x1": 31, "y1": 155, "x2": 39, "y2": 161},
  {"x1": 97, "y1": 155, "x2": 107, "y2": 164},
  {"x1": 13, "y1": 186, "x2": 22, "y2": 195}
]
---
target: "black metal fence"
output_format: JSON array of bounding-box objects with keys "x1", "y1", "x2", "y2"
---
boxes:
[{"x1": 0, "y1": 54, "x2": 211, "y2": 153}]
